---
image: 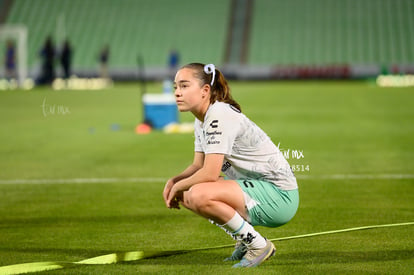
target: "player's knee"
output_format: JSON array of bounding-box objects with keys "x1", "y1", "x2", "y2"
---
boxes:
[{"x1": 183, "y1": 184, "x2": 212, "y2": 212}]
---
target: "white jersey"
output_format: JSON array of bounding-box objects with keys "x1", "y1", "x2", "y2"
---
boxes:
[{"x1": 194, "y1": 101, "x2": 298, "y2": 191}]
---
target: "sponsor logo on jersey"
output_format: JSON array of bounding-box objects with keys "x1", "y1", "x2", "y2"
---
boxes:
[
  {"x1": 209, "y1": 120, "x2": 219, "y2": 128},
  {"x1": 221, "y1": 161, "x2": 231, "y2": 172},
  {"x1": 206, "y1": 130, "x2": 222, "y2": 136},
  {"x1": 207, "y1": 140, "x2": 220, "y2": 145}
]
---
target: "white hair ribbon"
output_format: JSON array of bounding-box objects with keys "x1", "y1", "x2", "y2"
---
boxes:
[{"x1": 204, "y1": 64, "x2": 216, "y2": 86}]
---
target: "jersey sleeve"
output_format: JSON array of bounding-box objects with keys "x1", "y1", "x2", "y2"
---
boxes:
[
  {"x1": 203, "y1": 104, "x2": 240, "y2": 155},
  {"x1": 194, "y1": 119, "x2": 203, "y2": 152}
]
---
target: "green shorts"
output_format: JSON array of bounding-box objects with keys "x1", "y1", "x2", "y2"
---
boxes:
[{"x1": 236, "y1": 179, "x2": 299, "y2": 227}]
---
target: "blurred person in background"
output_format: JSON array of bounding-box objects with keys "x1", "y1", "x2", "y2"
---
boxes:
[
  {"x1": 99, "y1": 44, "x2": 109, "y2": 79},
  {"x1": 60, "y1": 39, "x2": 72, "y2": 79},
  {"x1": 4, "y1": 39, "x2": 16, "y2": 80},
  {"x1": 168, "y1": 48, "x2": 179, "y2": 78},
  {"x1": 38, "y1": 36, "x2": 55, "y2": 85}
]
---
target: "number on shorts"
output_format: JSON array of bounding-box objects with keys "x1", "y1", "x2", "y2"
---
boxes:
[{"x1": 243, "y1": 180, "x2": 254, "y2": 188}]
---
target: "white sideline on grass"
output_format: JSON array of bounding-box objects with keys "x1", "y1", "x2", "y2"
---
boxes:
[{"x1": 0, "y1": 174, "x2": 414, "y2": 184}]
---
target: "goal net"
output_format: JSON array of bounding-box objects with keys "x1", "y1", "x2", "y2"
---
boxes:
[{"x1": 0, "y1": 24, "x2": 28, "y2": 86}]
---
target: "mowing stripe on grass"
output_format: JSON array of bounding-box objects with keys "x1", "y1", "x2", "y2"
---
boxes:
[
  {"x1": 0, "y1": 177, "x2": 166, "y2": 184},
  {"x1": 0, "y1": 222, "x2": 413, "y2": 274},
  {"x1": 1, "y1": 174, "x2": 414, "y2": 185},
  {"x1": 298, "y1": 174, "x2": 414, "y2": 180}
]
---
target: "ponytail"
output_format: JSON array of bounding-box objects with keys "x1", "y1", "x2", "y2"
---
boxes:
[
  {"x1": 210, "y1": 69, "x2": 241, "y2": 112},
  {"x1": 181, "y1": 63, "x2": 241, "y2": 112}
]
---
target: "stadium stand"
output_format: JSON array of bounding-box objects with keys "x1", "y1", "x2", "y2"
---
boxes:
[
  {"x1": 5, "y1": 0, "x2": 230, "y2": 73},
  {"x1": 248, "y1": 0, "x2": 414, "y2": 66},
  {"x1": 1, "y1": 0, "x2": 413, "y2": 79}
]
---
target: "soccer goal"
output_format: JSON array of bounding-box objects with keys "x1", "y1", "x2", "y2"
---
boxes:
[{"x1": 0, "y1": 24, "x2": 28, "y2": 86}]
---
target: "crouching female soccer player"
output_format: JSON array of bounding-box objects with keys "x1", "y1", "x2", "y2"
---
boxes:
[{"x1": 163, "y1": 63, "x2": 299, "y2": 268}]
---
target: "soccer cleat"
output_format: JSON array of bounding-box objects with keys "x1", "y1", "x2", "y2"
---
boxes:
[
  {"x1": 232, "y1": 239, "x2": 276, "y2": 268},
  {"x1": 224, "y1": 241, "x2": 247, "y2": 261}
]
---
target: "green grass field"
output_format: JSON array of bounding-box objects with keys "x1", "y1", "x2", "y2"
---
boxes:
[{"x1": 0, "y1": 81, "x2": 413, "y2": 274}]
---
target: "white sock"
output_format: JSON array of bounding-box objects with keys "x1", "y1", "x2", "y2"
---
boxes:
[{"x1": 221, "y1": 212, "x2": 267, "y2": 249}]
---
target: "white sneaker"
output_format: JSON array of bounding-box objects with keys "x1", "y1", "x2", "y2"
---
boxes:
[{"x1": 232, "y1": 239, "x2": 276, "y2": 268}]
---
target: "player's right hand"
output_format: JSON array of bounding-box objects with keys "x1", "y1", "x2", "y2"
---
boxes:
[{"x1": 163, "y1": 179, "x2": 175, "y2": 207}]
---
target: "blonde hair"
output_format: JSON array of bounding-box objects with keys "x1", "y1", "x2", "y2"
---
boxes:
[{"x1": 181, "y1": 63, "x2": 241, "y2": 111}]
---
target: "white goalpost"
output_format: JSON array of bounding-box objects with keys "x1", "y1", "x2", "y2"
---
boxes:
[{"x1": 0, "y1": 24, "x2": 28, "y2": 86}]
